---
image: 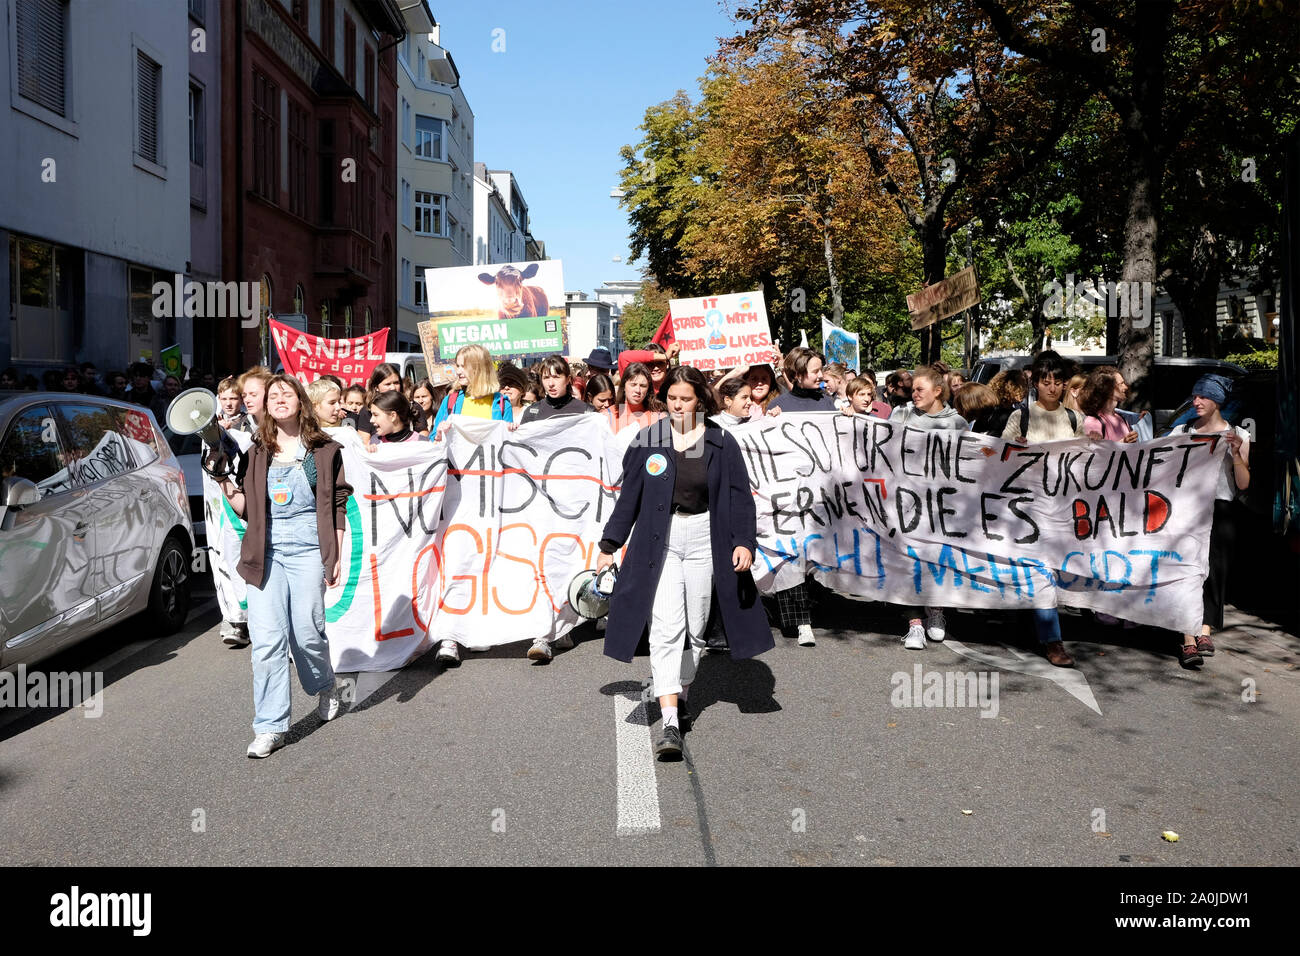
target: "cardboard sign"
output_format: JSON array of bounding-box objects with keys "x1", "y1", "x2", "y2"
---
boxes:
[
  {"x1": 907, "y1": 266, "x2": 981, "y2": 330},
  {"x1": 423, "y1": 260, "x2": 567, "y2": 363}
]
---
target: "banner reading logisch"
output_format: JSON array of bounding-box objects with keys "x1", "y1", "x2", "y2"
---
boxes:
[
  {"x1": 668, "y1": 290, "x2": 781, "y2": 372},
  {"x1": 725, "y1": 413, "x2": 1222, "y2": 636},
  {"x1": 269, "y1": 318, "x2": 389, "y2": 386},
  {"x1": 422, "y1": 259, "x2": 567, "y2": 363}
]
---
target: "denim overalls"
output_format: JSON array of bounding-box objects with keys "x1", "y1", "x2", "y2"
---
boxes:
[{"x1": 246, "y1": 446, "x2": 337, "y2": 734}]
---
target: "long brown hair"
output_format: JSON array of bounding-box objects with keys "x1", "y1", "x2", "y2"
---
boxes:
[
  {"x1": 1078, "y1": 367, "x2": 1118, "y2": 418},
  {"x1": 257, "y1": 374, "x2": 330, "y2": 453},
  {"x1": 616, "y1": 362, "x2": 665, "y2": 412}
]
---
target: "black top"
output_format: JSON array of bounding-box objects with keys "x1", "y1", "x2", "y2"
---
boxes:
[
  {"x1": 356, "y1": 402, "x2": 427, "y2": 435},
  {"x1": 768, "y1": 385, "x2": 836, "y2": 413},
  {"x1": 672, "y1": 437, "x2": 709, "y2": 514},
  {"x1": 519, "y1": 394, "x2": 592, "y2": 422}
]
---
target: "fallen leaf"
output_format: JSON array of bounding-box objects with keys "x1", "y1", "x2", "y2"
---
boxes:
[{"x1": 887, "y1": 722, "x2": 897, "y2": 728}]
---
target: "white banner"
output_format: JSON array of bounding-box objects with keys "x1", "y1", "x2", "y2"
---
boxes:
[
  {"x1": 728, "y1": 414, "x2": 1221, "y2": 636},
  {"x1": 201, "y1": 430, "x2": 253, "y2": 624}
]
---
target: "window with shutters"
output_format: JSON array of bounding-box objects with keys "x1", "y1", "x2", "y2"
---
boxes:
[
  {"x1": 288, "y1": 101, "x2": 310, "y2": 219},
  {"x1": 252, "y1": 70, "x2": 279, "y2": 202},
  {"x1": 14, "y1": 0, "x2": 69, "y2": 119},
  {"x1": 135, "y1": 50, "x2": 162, "y2": 167}
]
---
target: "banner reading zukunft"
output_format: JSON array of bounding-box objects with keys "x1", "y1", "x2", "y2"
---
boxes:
[
  {"x1": 325, "y1": 417, "x2": 625, "y2": 671},
  {"x1": 725, "y1": 413, "x2": 1222, "y2": 636}
]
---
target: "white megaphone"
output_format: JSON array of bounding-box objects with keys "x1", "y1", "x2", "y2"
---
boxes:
[
  {"x1": 567, "y1": 562, "x2": 619, "y2": 620},
  {"x1": 166, "y1": 388, "x2": 238, "y2": 477}
]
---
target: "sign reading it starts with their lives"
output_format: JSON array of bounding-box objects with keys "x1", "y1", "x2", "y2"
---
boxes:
[
  {"x1": 907, "y1": 266, "x2": 981, "y2": 331},
  {"x1": 669, "y1": 290, "x2": 783, "y2": 372}
]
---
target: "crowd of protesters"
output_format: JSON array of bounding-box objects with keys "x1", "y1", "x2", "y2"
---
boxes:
[{"x1": 8, "y1": 341, "x2": 1247, "y2": 758}]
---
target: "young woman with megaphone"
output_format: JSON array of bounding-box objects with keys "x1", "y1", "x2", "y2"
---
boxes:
[{"x1": 596, "y1": 365, "x2": 773, "y2": 759}]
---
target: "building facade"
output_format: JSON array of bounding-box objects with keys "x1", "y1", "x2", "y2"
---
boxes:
[
  {"x1": 395, "y1": 2, "x2": 473, "y2": 351},
  {"x1": 564, "y1": 290, "x2": 623, "y2": 361},
  {"x1": 2, "y1": 0, "x2": 192, "y2": 379},
  {"x1": 219, "y1": 0, "x2": 404, "y2": 373}
]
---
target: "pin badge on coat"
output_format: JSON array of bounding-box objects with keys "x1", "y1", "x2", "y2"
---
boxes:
[{"x1": 646, "y1": 453, "x2": 668, "y2": 477}]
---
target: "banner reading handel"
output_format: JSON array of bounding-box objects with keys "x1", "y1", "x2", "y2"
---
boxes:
[
  {"x1": 668, "y1": 290, "x2": 781, "y2": 372},
  {"x1": 270, "y1": 318, "x2": 389, "y2": 386},
  {"x1": 727, "y1": 413, "x2": 1221, "y2": 636}
]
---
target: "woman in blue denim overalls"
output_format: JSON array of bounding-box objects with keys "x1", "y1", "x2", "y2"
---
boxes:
[{"x1": 219, "y1": 374, "x2": 354, "y2": 758}]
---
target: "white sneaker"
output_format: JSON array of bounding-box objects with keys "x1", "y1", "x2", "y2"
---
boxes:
[
  {"x1": 797, "y1": 624, "x2": 816, "y2": 646},
  {"x1": 554, "y1": 631, "x2": 575, "y2": 649},
  {"x1": 904, "y1": 623, "x2": 926, "y2": 650},
  {"x1": 317, "y1": 682, "x2": 345, "y2": 722},
  {"x1": 246, "y1": 732, "x2": 286, "y2": 758},
  {"x1": 527, "y1": 638, "x2": 553, "y2": 662},
  {"x1": 435, "y1": 640, "x2": 460, "y2": 666},
  {"x1": 925, "y1": 609, "x2": 946, "y2": 642},
  {"x1": 221, "y1": 622, "x2": 250, "y2": 647}
]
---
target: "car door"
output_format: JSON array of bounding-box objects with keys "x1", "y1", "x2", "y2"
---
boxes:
[
  {"x1": 0, "y1": 403, "x2": 99, "y2": 668},
  {"x1": 55, "y1": 402, "x2": 156, "y2": 625}
]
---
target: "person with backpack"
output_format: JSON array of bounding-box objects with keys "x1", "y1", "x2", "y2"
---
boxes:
[
  {"x1": 432, "y1": 344, "x2": 514, "y2": 439},
  {"x1": 998, "y1": 351, "x2": 1080, "y2": 667}
]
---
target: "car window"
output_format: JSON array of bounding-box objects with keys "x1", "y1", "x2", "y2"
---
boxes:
[
  {"x1": 120, "y1": 406, "x2": 160, "y2": 462},
  {"x1": 57, "y1": 404, "x2": 139, "y2": 486},
  {"x1": 0, "y1": 404, "x2": 73, "y2": 498}
]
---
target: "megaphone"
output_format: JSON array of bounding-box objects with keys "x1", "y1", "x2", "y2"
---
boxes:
[
  {"x1": 567, "y1": 562, "x2": 619, "y2": 620},
  {"x1": 166, "y1": 388, "x2": 238, "y2": 478}
]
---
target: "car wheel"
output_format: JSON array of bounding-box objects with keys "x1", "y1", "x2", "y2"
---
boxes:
[{"x1": 147, "y1": 535, "x2": 191, "y2": 634}]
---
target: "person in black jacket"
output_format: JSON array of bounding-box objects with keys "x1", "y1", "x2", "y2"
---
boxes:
[{"x1": 597, "y1": 365, "x2": 773, "y2": 759}]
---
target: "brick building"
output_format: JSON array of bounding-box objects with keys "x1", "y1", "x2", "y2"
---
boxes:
[{"x1": 217, "y1": 0, "x2": 405, "y2": 374}]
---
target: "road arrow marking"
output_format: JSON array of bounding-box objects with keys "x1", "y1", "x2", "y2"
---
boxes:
[{"x1": 945, "y1": 639, "x2": 1102, "y2": 715}]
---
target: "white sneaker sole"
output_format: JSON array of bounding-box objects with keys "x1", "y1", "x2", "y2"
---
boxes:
[
  {"x1": 904, "y1": 638, "x2": 926, "y2": 650},
  {"x1": 927, "y1": 632, "x2": 945, "y2": 642}
]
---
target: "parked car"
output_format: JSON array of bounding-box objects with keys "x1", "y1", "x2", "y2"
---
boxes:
[
  {"x1": 971, "y1": 354, "x2": 1247, "y2": 432},
  {"x1": 386, "y1": 352, "x2": 428, "y2": 388},
  {"x1": 0, "y1": 392, "x2": 193, "y2": 672}
]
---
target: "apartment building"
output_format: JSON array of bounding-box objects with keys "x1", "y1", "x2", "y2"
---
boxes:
[
  {"x1": 395, "y1": 2, "x2": 473, "y2": 351},
  {"x1": 1, "y1": 0, "x2": 191, "y2": 377}
]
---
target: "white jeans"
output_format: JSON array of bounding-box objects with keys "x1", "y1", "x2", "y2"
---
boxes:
[{"x1": 649, "y1": 511, "x2": 713, "y2": 698}]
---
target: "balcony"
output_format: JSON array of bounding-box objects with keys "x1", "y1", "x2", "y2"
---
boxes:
[{"x1": 315, "y1": 228, "x2": 374, "y2": 289}]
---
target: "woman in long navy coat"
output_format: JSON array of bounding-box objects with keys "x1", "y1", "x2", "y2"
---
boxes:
[{"x1": 597, "y1": 366, "x2": 774, "y2": 758}]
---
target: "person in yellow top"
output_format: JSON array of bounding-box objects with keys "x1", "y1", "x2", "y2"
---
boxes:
[{"x1": 432, "y1": 344, "x2": 514, "y2": 439}]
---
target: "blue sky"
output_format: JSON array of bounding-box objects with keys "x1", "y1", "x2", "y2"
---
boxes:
[{"x1": 433, "y1": 0, "x2": 739, "y2": 297}]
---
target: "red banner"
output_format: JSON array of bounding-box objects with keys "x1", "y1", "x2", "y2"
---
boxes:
[{"x1": 270, "y1": 319, "x2": 389, "y2": 386}]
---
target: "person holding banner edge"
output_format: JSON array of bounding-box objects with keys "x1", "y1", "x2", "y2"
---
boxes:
[{"x1": 597, "y1": 365, "x2": 773, "y2": 758}]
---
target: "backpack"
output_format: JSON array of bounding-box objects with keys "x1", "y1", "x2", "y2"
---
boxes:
[{"x1": 1016, "y1": 402, "x2": 1076, "y2": 438}]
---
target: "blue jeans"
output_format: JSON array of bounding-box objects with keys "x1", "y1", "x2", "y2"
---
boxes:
[
  {"x1": 247, "y1": 460, "x2": 335, "y2": 733},
  {"x1": 1032, "y1": 607, "x2": 1062, "y2": 645}
]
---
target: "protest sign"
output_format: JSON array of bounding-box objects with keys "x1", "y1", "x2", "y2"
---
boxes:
[
  {"x1": 423, "y1": 260, "x2": 566, "y2": 363},
  {"x1": 269, "y1": 318, "x2": 389, "y2": 386},
  {"x1": 821, "y1": 320, "x2": 860, "y2": 372},
  {"x1": 668, "y1": 290, "x2": 781, "y2": 372},
  {"x1": 907, "y1": 266, "x2": 981, "y2": 330},
  {"x1": 724, "y1": 413, "x2": 1220, "y2": 636}
]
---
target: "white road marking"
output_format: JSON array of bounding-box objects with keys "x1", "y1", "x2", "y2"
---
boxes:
[
  {"x1": 945, "y1": 639, "x2": 1102, "y2": 715},
  {"x1": 614, "y1": 686, "x2": 661, "y2": 835}
]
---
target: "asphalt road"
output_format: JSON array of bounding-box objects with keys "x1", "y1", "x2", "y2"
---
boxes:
[{"x1": 1, "y1": 581, "x2": 1297, "y2": 867}]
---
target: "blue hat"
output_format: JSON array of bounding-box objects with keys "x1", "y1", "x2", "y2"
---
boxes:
[
  {"x1": 584, "y1": 347, "x2": 615, "y2": 371},
  {"x1": 1191, "y1": 373, "x2": 1231, "y2": 406}
]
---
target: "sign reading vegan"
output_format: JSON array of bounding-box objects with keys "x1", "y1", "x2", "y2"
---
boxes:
[
  {"x1": 907, "y1": 266, "x2": 981, "y2": 330},
  {"x1": 668, "y1": 290, "x2": 781, "y2": 372},
  {"x1": 422, "y1": 259, "x2": 566, "y2": 362},
  {"x1": 269, "y1": 318, "x2": 389, "y2": 386}
]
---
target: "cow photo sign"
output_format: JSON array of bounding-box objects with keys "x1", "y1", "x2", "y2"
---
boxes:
[{"x1": 420, "y1": 259, "x2": 567, "y2": 363}]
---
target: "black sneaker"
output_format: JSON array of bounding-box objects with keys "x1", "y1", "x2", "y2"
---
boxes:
[{"x1": 655, "y1": 724, "x2": 683, "y2": 759}]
